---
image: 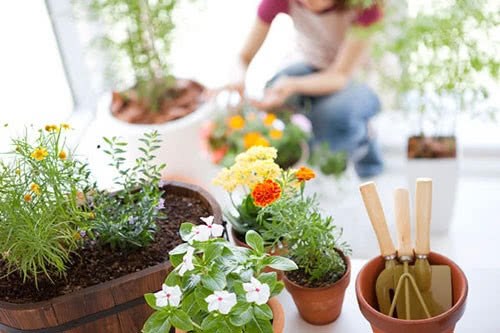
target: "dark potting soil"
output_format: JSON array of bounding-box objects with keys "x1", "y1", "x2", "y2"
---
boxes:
[
  {"x1": 0, "y1": 193, "x2": 211, "y2": 304},
  {"x1": 286, "y1": 267, "x2": 345, "y2": 289}
]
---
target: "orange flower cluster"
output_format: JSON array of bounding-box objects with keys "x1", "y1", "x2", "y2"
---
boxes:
[
  {"x1": 296, "y1": 167, "x2": 315, "y2": 182},
  {"x1": 244, "y1": 132, "x2": 270, "y2": 149},
  {"x1": 227, "y1": 115, "x2": 245, "y2": 130},
  {"x1": 251, "y1": 179, "x2": 282, "y2": 207}
]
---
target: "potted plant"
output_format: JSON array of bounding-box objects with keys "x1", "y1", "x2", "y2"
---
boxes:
[
  {"x1": 257, "y1": 192, "x2": 352, "y2": 325},
  {"x1": 356, "y1": 252, "x2": 468, "y2": 333},
  {"x1": 142, "y1": 221, "x2": 298, "y2": 333},
  {"x1": 376, "y1": 0, "x2": 498, "y2": 232},
  {"x1": 212, "y1": 146, "x2": 315, "y2": 251},
  {"x1": 0, "y1": 126, "x2": 222, "y2": 332},
  {"x1": 202, "y1": 105, "x2": 311, "y2": 169},
  {"x1": 75, "y1": 0, "x2": 213, "y2": 183}
]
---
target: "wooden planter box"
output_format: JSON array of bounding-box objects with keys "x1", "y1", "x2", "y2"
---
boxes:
[{"x1": 0, "y1": 181, "x2": 222, "y2": 333}]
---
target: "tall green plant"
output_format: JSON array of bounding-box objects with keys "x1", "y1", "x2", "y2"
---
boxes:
[
  {"x1": 375, "y1": 0, "x2": 499, "y2": 134},
  {"x1": 0, "y1": 125, "x2": 95, "y2": 284},
  {"x1": 81, "y1": 0, "x2": 182, "y2": 111}
]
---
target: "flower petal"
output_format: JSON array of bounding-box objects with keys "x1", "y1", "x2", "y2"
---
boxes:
[
  {"x1": 200, "y1": 216, "x2": 214, "y2": 225},
  {"x1": 210, "y1": 224, "x2": 224, "y2": 237}
]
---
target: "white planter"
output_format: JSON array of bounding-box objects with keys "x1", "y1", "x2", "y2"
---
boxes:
[
  {"x1": 406, "y1": 158, "x2": 459, "y2": 234},
  {"x1": 86, "y1": 94, "x2": 216, "y2": 188}
]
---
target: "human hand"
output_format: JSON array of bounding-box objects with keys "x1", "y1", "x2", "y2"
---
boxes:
[{"x1": 251, "y1": 77, "x2": 296, "y2": 111}]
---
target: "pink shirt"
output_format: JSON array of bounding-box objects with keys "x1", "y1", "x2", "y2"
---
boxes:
[{"x1": 258, "y1": 0, "x2": 383, "y2": 68}]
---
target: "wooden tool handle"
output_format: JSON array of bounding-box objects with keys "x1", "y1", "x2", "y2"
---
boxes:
[
  {"x1": 360, "y1": 182, "x2": 396, "y2": 257},
  {"x1": 415, "y1": 178, "x2": 432, "y2": 255},
  {"x1": 394, "y1": 188, "x2": 413, "y2": 258}
]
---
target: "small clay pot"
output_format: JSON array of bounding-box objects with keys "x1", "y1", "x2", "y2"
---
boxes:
[
  {"x1": 283, "y1": 252, "x2": 351, "y2": 325},
  {"x1": 175, "y1": 297, "x2": 285, "y2": 333},
  {"x1": 231, "y1": 229, "x2": 285, "y2": 280},
  {"x1": 356, "y1": 252, "x2": 468, "y2": 333}
]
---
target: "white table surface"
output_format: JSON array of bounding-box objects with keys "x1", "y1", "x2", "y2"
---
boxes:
[{"x1": 277, "y1": 260, "x2": 500, "y2": 333}]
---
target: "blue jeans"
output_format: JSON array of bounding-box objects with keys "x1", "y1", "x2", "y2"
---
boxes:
[{"x1": 268, "y1": 63, "x2": 384, "y2": 178}]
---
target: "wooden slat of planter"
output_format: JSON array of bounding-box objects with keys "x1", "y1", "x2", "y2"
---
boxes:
[
  {"x1": 50, "y1": 285, "x2": 116, "y2": 324},
  {"x1": 116, "y1": 303, "x2": 153, "y2": 333},
  {"x1": 0, "y1": 302, "x2": 58, "y2": 330},
  {"x1": 64, "y1": 314, "x2": 122, "y2": 333}
]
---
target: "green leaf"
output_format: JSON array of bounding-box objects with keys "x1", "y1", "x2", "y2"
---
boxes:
[
  {"x1": 170, "y1": 309, "x2": 193, "y2": 331},
  {"x1": 142, "y1": 311, "x2": 171, "y2": 333},
  {"x1": 201, "y1": 313, "x2": 221, "y2": 331},
  {"x1": 169, "y1": 243, "x2": 190, "y2": 255},
  {"x1": 254, "y1": 304, "x2": 273, "y2": 320},
  {"x1": 180, "y1": 223, "x2": 194, "y2": 242},
  {"x1": 230, "y1": 303, "x2": 253, "y2": 326},
  {"x1": 144, "y1": 293, "x2": 163, "y2": 311},
  {"x1": 204, "y1": 242, "x2": 223, "y2": 263},
  {"x1": 201, "y1": 267, "x2": 227, "y2": 291},
  {"x1": 245, "y1": 230, "x2": 264, "y2": 254},
  {"x1": 266, "y1": 256, "x2": 298, "y2": 271},
  {"x1": 245, "y1": 317, "x2": 273, "y2": 333}
]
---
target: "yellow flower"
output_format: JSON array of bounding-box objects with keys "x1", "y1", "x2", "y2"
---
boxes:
[
  {"x1": 23, "y1": 193, "x2": 32, "y2": 202},
  {"x1": 30, "y1": 183, "x2": 41, "y2": 195},
  {"x1": 44, "y1": 124, "x2": 59, "y2": 132},
  {"x1": 61, "y1": 123, "x2": 71, "y2": 130},
  {"x1": 235, "y1": 146, "x2": 278, "y2": 163},
  {"x1": 30, "y1": 147, "x2": 49, "y2": 161},
  {"x1": 228, "y1": 115, "x2": 245, "y2": 130},
  {"x1": 15, "y1": 168, "x2": 21, "y2": 175},
  {"x1": 269, "y1": 129, "x2": 283, "y2": 140},
  {"x1": 88, "y1": 212, "x2": 96, "y2": 219},
  {"x1": 244, "y1": 132, "x2": 270, "y2": 149},
  {"x1": 59, "y1": 151, "x2": 67, "y2": 160},
  {"x1": 263, "y1": 113, "x2": 277, "y2": 127}
]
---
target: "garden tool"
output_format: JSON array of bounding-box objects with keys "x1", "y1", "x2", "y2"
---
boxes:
[
  {"x1": 391, "y1": 188, "x2": 429, "y2": 320},
  {"x1": 414, "y1": 178, "x2": 452, "y2": 318},
  {"x1": 359, "y1": 182, "x2": 398, "y2": 316}
]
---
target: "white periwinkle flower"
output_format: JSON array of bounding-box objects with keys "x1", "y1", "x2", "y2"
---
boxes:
[
  {"x1": 205, "y1": 290, "x2": 237, "y2": 314},
  {"x1": 200, "y1": 216, "x2": 224, "y2": 238},
  {"x1": 154, "y1": 285, "x2": 182, "y2": 308},
  {"x1": 243, "y1": 277, "x2": 271, "y2": 305},
  {"x1": 178, "y1": 246, "x2": 195, "y2": 276}
]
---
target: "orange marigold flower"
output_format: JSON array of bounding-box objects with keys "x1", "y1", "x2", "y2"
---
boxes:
[
  {"x1": 244, "y1": 132, "x2": 270, "y2": 149},
  {"x1": 251, "y1": 179, "x2": 281, "y2": 207},
  {"x1": 269, "y1": 129, "x2": 283, "y2": 140},
  {"x1": 296, "y1": 167, "x2": 316, "y2": 182},
  {"x1": 23, "y1": 193, "x2": 32, "y2": 202},
  {"x1": 263, "y1": 113, "x2": 277, "y2": 126},
  {"x1": 59, "y1": 151, "x2": 67, "y2": 160},
  {"x1": 45, "y1": 124, "x2": 59, "y2": 132},
  {"x1": 228, "y1": 115, "x2": 245, "y2": 130},
  {"x1": 30, "y1": 183, "x2": 41, "y2": 195},
  {"x1": 30, "y1": 147, "x2": 49, "y2": 161}
]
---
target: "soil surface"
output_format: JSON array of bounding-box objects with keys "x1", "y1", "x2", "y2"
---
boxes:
[
  {"x1": 0, "y1": 192, "x2": 211, "y2": 304},
  {"x1": 285, "y1": 265, "x2": 345, "y2": 289},
  {"x1": 408, "y1": 135, "x2": 457, "y2": 159},
  {"x1": 111, "y1": 79, "x2": 205, "y2": 124}
]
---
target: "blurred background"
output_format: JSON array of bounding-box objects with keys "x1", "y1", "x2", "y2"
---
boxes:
[{"x1": 0, "y1": 0, "x2": 499, "y2": 262}]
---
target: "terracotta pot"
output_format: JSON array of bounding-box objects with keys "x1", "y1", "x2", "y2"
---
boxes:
[
  {"x1": 0, "y1": 182, "x2": 222, "y2": 333},
  {"x1": 175, "y1": 297, "x2": 285, "y2": 333},
  {"x1": 283, "y1": 252, "x2": 351, "y2": 325},
  {"x1": 356, "y1": 252, "x2": 468, "y2": 333},
  {"x1": 230, "y1": 229, "x2": 285, "y2": 280}
]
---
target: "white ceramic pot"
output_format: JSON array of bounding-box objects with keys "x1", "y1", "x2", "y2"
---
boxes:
[
  {"x1": 406, "y1": 158, "x2": 459, "y2": 234},
  {"x1": 86, "y1": 93, "x2": 216, "y2": 188}
]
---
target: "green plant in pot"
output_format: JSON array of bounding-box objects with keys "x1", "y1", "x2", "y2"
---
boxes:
[
  {"x1": 142, "y1": 221, "x2": 297, "y2": 333},
  {"x1": 79, "y1": 0, "x2": 205, "y2": 124},
  {"x1": 257, "y1": 193, "x2": 351, "y2": 325},
  {"x1": 0, "y1": 127, "x2": 222, "y2": 332},
  {"x1": 213, "y1": 146, "x2": 316, "y2": 250},
  {"x1": 375, "y1": 0, "x2": 499, "y2": 158},
  {"x1": 0, "y1": 124, "x2": 95, "y2": 284}
]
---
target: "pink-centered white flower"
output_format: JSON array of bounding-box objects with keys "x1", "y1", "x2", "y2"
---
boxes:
[
  {"x1": 178, "y1": 246, "x2": 195, "y2": 276},
  {"x1": 205, "y1": 290, "x2": 237, "y2": 314},
  {"x1": 243, "y1": 277, "x2": 271, "y2": 305},
  {"x1": 154, "y1": 284, "x2": 182, "y2": 308},
  {"x1": 199, "y1": 216, "x2": 224, "y2": 238}
]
